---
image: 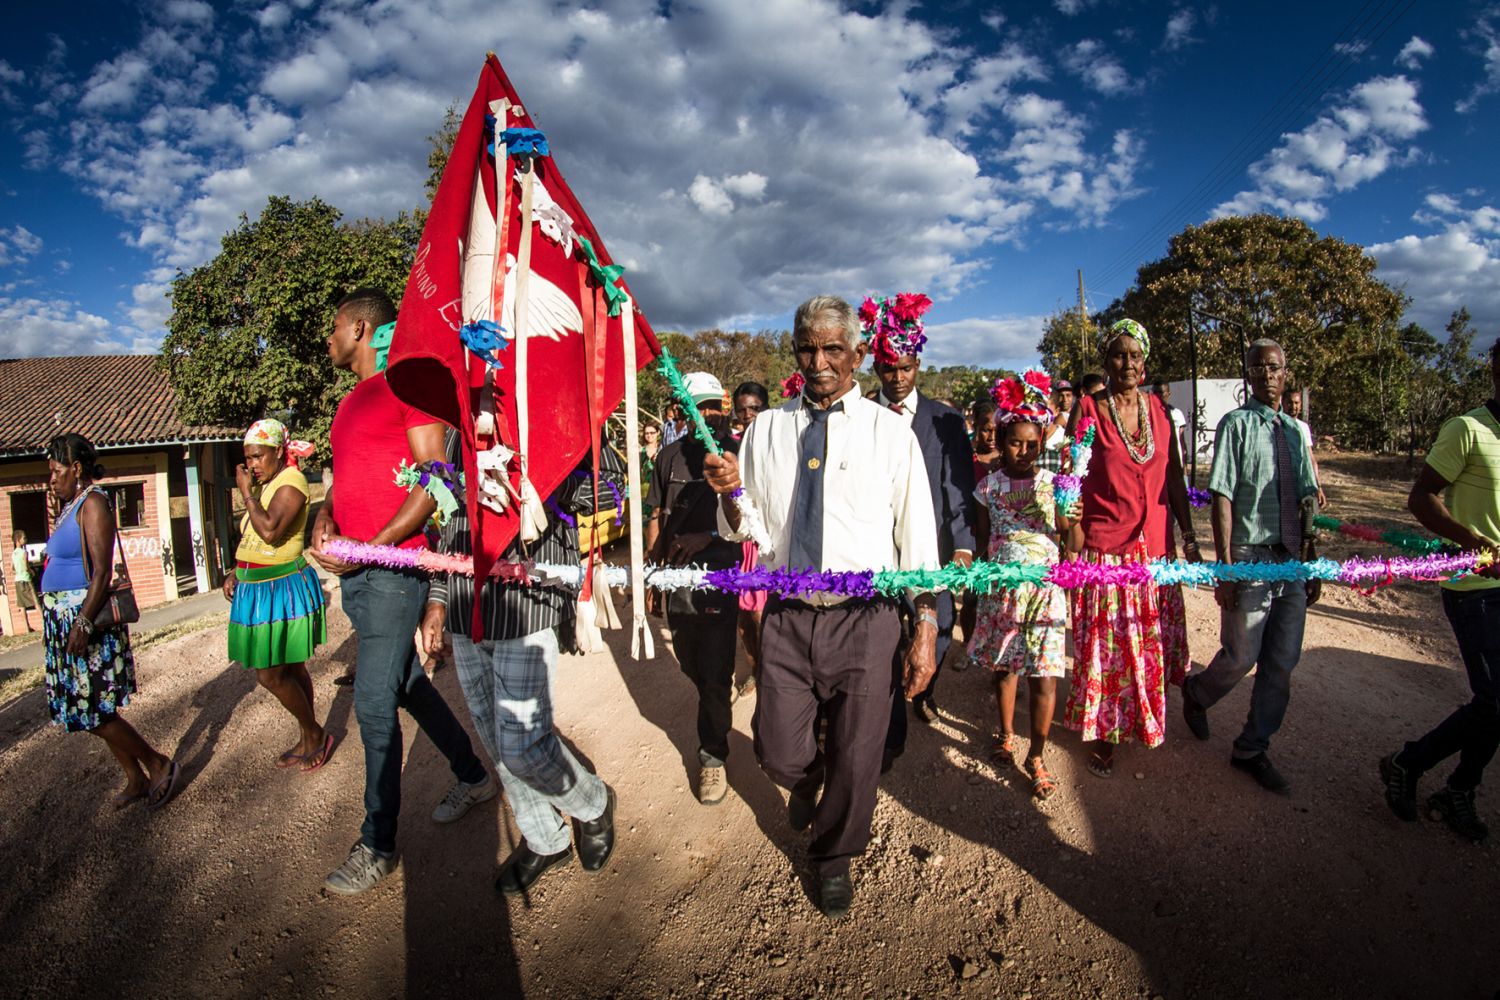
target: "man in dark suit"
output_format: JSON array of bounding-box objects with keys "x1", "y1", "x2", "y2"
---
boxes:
[{"x1": 872, "y1": 350, "x2": 976, "y2": 763}]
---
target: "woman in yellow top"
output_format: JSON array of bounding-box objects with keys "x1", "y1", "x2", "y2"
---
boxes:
[{"x1": 225, "y1": 419, "x2": 332, "y2": 771}]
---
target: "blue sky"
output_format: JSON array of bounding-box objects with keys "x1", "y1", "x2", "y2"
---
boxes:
[{"x1": 2, "y1": 0, "x2": 1498, "y2": 369}]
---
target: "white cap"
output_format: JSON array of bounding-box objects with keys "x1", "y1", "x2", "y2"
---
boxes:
[{"x1": 684, "y1": 371, "x2": 725, "y2": 406}]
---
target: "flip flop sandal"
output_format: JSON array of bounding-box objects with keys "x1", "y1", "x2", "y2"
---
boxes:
[
  {"x1": 112, "y1": 789, "x2": 147, "y2": 810},
  {"x1": 276, "y1": 747, "x2": 310, "y2": 768},
  {"x1": 990, "y1": 733, "x2": 1020, "y2": 767},
  {"x1": 1087, "y1": 748, "x2": 1114, "y2": 779},
  {"x1": 147, "y1": 761, "x2": 181, "y2": 811},
  {"x1": 300, "y1": 734, "x2": 336, "y2": 773},
  {"x1": 1027, "y1": 758, "x2": 1058, "y2": 800}
]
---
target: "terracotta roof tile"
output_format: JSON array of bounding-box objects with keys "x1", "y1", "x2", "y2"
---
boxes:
[{"x1": 0, "y1": 356, "x2": 241, "y2": 457}]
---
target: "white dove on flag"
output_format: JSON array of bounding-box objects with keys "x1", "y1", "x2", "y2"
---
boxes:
[{"x1": 501, "y1": 254, "x2": 582, "y2": 341}]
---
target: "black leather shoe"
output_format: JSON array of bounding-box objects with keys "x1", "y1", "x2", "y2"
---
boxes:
[
  {"x1": 788, "y1": 790, "x2": 817, "y2": 832},
  {"x1": 1182, "y1": 683, "x2": 1211, "y2": 741},
  {"x1": 912, "y1": 697, "x2": 938, "y2": 725},
  {"x1": 573, "y1": 785, "x2": 616, "y2": 872},
  {"x1": 818, "y1": 874, "x2": 853, "y2": 919},
  {"x1": 494, "y1": 844, "x2": 573, "y2": 895},
  {"x1": 1231, "y1": 753, "x2": 1289, "y2": 795}
]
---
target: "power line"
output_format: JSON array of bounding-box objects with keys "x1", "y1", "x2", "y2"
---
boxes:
[{"x1": 1089, "y1": 0, "x2": 1420, "y2": 295}]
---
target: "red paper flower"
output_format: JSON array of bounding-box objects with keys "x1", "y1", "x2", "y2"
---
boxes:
[
  {"x1": 780, "y1": 371, "x2": 805, "y2": 399},
  {"x1": 892, "y1": 292, "x2": 932, "y2": 323},
  {"x1": 858, "y1": 297, "x2": 880, "y2": 327},
  {"x1": 991, "y1": 377, "x2": 1025, "y2": 410},
  {"x1": 1022, "y1": 368, "x2": 1052, "y2": 398}
]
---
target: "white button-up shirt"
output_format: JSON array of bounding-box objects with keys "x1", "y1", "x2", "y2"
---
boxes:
[
  {"x1": 875, "y1": 388, "x2": 919, "y2": 429},
  {"x1": 721, "y1": 384, "x2": 939, "y2": 599}
]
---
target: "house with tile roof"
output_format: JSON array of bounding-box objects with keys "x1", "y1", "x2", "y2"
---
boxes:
[{"x1": 0, "y1": 355, "x2": 243, "y2": 636}]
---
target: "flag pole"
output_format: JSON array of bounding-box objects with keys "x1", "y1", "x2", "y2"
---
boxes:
[{"x1": 620, "y1": 295, "x2": 653, "y2": 660}]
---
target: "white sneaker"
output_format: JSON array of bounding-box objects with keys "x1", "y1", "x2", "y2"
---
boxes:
[
  {"x1": 698, "y1": 765, "x2": 728, "y2": 805},
  {"x1": 432, "y1": 774, "x2": 498, "y2": 824},
  {"x1": 324, "y1": 842, "x2": 396, "y2": 895}
]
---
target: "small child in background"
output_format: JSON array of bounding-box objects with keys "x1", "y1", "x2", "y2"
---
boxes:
[{"x1": 968, "y1": 371, "x2": 1081, "y2": 801}]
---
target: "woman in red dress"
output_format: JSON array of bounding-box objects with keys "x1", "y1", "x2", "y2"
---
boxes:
[{"x1": 1063, "y1": 319, "x2": 1200, "y2": 777}]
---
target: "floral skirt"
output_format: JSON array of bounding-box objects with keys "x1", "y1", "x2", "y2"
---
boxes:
[
  {"x1": 1159, "y1": 582, "x2": 1189, "y2": 686},
  {"x1": 1063, "y1": 542, "x2": 1168, "y2": 747},
  {"x1": 42, "y1": 589, "x2": 136, "y2": 733}
]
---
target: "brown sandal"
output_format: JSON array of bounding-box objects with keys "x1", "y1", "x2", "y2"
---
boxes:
[
  {"x1": 991, "y1": 733, "x2": 1019, "y2": 767},
  {"x1": 1027, "y1": 757, "x2": 1057, "y2": 800}
]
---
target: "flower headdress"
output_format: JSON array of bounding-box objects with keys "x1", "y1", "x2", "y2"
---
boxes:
[
  {"x1": 859, "y1": 292, "x2": 932, "y2": 366},
  {"x1": 991, "y1": 368, "x2": 1054, "y2": 425},
  {"x1": 780, "y1": 371, "x2": 805, "y2": 399}
]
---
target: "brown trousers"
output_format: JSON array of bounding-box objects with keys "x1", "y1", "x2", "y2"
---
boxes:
[{"x1": 752, "y1": 595, "x2": 902, "y2": 878}]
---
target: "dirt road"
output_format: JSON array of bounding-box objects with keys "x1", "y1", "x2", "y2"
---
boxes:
[{"x1": 0, "y1": 565, "x2": 1494, "y2": 999}]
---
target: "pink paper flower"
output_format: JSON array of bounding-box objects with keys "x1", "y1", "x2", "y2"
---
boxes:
[{"x1": 781, "y1": 371, "x2": 805, "y2": 399}]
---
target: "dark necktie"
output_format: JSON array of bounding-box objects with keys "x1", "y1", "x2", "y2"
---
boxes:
[
  {"x1": 789, "y1": 402, "x2": 842, "y2": 570},
  {"x1": 889, "y1": 402, "x2": 903, "y2": 414},
  {"x1": 1273, "y1": 416, "x2": 1301, "y2": 551}
]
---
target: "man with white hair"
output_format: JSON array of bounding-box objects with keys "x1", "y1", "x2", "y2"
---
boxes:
[
  {"x1": 704, "y1": 295, "x2": 939, "y2": 919},
  {"x1": 645, "y1": 371, "x2": 745, "y2": 806}
]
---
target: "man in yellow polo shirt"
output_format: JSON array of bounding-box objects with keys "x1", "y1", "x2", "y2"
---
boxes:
[{"x1": 1381, "y1": 341, "x2": 1500, "y2": 842}]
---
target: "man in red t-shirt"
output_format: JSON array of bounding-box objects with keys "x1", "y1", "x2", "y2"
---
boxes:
[{"x1": 307, "y1": 287, "x2": 493, "y2": 896}]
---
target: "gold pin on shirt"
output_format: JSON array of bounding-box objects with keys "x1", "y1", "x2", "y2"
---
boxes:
[{"x1": 808, "y1": 458, "x2": 821, "y2": 470}]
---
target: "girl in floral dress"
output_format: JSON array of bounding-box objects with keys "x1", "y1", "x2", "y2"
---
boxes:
[{"x1": 969, "y1": 372, "x2": 1080, "y2": 800}]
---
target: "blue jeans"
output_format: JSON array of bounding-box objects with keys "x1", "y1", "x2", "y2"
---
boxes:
[
  {"x1": 1184, "y1": 546, "x2": 1307, "y2": 758},
  {"x1": 341, "y1": 567, "x2": 486, "y2": 855},
  {"x1": 1401, "y1": 587, "x2": 1500, "y2": 791}
]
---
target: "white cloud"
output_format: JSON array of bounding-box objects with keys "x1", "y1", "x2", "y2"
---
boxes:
[
  {"x1": 921, "y1": 314, "x2": 1049, "y2": 369},
  {"x1": 34, "y1": 0, "x2": 1146, "y2": 340},
  {"x1": 162, "y1": 0, "x2": 214, "y2": 25},
  {"x1": 256, "y1": 4, "x2": 292, "y2": 30},
  {"x1": 1396, "y1": 36, "x2": 1434, "y2": 70},
  {"x1": 1457, "y1": 10, "x2": 1500, "y2": 113},
  {"x1": 1371, "y1": 194, "x2": 1500, "y2": 346},
  {"x1": 1054, "y1": 0, "x2": 1096, "y2": 15},
  {"x1": 1213, "y1": 74, "x2": 1427, "y2": 222},
  {"x1": 78, "y1": 54, "x2": 152, "y2": 112},
  {"x1": 0, "y1": 296, "x2": 130, "y2": 357},
  {"x1": 1061, "y1": 39, "x2": 1135, "y2": 96},
  {"x1": 1162, "y1": 9, "x2": 1197, "y2": 51},
  {"x1": 0, "y1": 226, "x2": 43, "y2": 267},
  {"x1": 1333, "y1": 40, "x2": 1370, "y2": 59},
  {"x1": 687, "y1": 174, "x2": 735, "y2": 217}
]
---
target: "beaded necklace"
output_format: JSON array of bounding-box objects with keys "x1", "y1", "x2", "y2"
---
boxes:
[{"x1": 1104, "y1": 390, "x2": 1155, "y2": 465}]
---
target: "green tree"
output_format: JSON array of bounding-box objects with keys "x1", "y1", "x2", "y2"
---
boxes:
[
  {"x1": 423, "y1": 102, "x2": 461, "y2": 208},
  {"x1": 1036, "y1": 309, "x2": 1098, "y2": 386},
  {"x1": 1102, "y1": 214, "x2": 1407, "y2": 393},
  {"x1": 159, "y1": 196, "x2": 423, "y2": 461}
]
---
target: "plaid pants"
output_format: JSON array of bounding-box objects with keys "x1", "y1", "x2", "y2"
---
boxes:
[{"x1": 451, "y1": 629, "x2": 608, "y2": 855}]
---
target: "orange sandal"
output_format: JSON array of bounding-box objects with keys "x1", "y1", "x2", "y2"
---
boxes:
[
  {"x1": 1027, "y1": 757, "x2": 1057, "y2": 800},
  {"x1": 991, "y1": 733, "x2": 1019, "y2": 767}
]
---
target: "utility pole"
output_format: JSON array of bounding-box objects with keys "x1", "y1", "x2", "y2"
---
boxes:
[{"x1": 1077, "y1": 269, "x2": 1087, "y2": 364}]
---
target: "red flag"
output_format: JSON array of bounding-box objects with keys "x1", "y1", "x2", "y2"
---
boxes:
[{"x1": 385, "y1": 52, "x2": 661, "y2": 637}]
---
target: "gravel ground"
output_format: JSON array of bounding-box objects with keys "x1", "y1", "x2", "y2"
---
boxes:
[{"x1": 0, "y1": 560, "x2": 1494, "y2": 999}]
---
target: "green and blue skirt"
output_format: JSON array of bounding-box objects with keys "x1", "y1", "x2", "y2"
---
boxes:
[{"x1": 228, "y1": 557, "x2": 327, "y2": 669}]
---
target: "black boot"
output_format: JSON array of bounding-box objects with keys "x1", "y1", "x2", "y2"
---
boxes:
[
  {"x1": 494, "y1": 844, "x2": 573, "y2": 895},
  {"x1": 574, "y1": 785, "x2": 616, "y2": 872}
]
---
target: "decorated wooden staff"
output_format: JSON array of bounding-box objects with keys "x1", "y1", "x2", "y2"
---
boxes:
[{"x1": 654, "y1": 348, "x2": 773, "y2": 554}]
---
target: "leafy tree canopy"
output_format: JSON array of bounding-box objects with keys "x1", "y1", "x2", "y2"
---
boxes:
[
  {"x1": 1094, "y1": 213, "x2": 1407, "y2": 387},
  {"x1": 159, "y1": 196, "x2": 422, "y2": 462}
]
